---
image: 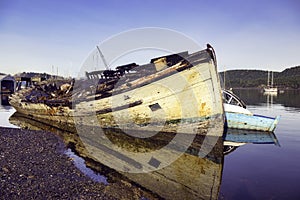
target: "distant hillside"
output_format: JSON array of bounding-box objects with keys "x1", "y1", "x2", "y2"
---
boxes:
[{"x1": 220, "y1": 66, "x2": 300, "y2": 89}]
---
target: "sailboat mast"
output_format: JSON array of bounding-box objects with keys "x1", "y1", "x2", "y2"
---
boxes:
[
  {"x1": 96, "y1": 46, "x2": 109, "y2": 70},
  {"x1": 271, "y1": 71, "x2": 274, "y2": 86},
  {"x1": 267, "y1": 71, "x2": 270, "y2": 86}
]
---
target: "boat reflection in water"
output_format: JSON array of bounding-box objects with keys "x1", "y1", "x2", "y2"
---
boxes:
[
  {"x1": 263, "y1": 90, "x2": 277, "y2": 108},
  {"x1": 1, "y1": 94, "x2": 10, "y2": 106},
  {"x1": 10, "y1": 113, "x2": 279, "y2": 200},
  {"x1": 10, "y1": 112, "x2": 223, "y2": 200},
  {"x1": 223, "y1": 128, "x2": 280, "y2": 155}
]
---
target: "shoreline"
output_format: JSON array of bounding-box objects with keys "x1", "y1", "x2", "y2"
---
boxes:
[{"x1": 0, "y1": 126, "x2": 158, "y2": 199}]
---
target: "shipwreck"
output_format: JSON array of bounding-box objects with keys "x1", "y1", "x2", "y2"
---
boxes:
[
  {"x1": 9, "y1": 45, "x2": 224, "y2": 136},
  {"x1": 9, "y1": 44, "x2": 225, "y2": 199}
]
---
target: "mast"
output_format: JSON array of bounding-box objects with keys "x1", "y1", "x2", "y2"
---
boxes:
[
  {"x1": 96, "y1": 46, "x2": 109, "y2": 70},
  {"x1": 223, "y1": 70, "x2": 226, "y2": 89},
  {"x1": 267, "y1": 71, "x2": 270, "y2": 87},
  {"x1": 271, "y1": 71, "x2": 274, "y2": 87}
]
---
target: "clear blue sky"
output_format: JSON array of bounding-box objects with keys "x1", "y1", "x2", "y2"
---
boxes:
[{"x1": 0, "y1": 0, "x2": 299, "y2": 77}]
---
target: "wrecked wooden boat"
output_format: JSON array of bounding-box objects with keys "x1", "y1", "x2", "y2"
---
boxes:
[{"x1": 10, "y1": 45, "x2": 224, "y2": 136}]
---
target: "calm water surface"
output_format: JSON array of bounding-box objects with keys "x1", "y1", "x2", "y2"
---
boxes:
[
  {"x1": 0, "y1": 104, "x2": 19, "y2": 128},
  {"x1": 1, "y1": 90, "x2": 300, "y2": 199},
  {"x1": 220, "y1": 89, "x2": 300, "y2": 200}
]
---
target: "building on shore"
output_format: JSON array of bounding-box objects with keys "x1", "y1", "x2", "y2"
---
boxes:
[
  {"x1": 0, "y1": 74, "x2": 16, "y2": 94},
  {"x1": 0, "y1": 74, "x2": 16, "y2": 105}
]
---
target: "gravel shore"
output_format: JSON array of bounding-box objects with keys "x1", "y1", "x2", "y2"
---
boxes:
[{"x1": 0, "y1": 127, "x2": 157, "y2": 200}]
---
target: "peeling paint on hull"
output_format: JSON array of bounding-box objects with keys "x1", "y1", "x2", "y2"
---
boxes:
[{"x1": 225, "y1": 112, "x2": 280, "y2": 132}]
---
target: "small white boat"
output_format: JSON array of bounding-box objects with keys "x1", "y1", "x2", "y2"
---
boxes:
[
  {"x1": 264, "y1": 87, "x2": 278, "y2": 93},
  {"x1": 223, "y1": 90, "x2": 280, "y2": 132}
]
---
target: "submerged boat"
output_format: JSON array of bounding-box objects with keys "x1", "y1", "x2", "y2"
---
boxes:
[{"x1": 222, "y1": 90, "x2": 280, "y2": 132}]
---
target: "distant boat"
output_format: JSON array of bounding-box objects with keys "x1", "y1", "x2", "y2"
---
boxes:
[
  {"x1": 222, "y1": 90, "x2": 280, "y2": 132},
  {"x1": 264, "y1": 71, "x2": 278, "y2": 93}
]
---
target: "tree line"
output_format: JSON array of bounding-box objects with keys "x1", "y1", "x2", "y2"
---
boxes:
[{"x1": 220, "y1": 66, "x2": 300, "y2": 89}]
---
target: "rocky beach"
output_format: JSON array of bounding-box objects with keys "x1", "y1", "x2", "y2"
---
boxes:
[{"x1": 0, "y1": 127, "x2": 158, "y2": 200}]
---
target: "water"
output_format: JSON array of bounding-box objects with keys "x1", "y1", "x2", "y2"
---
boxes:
[
  {"x1": 64, "y1": 148, "x2": 108, "y2": 184},
  {"x1": 0, "y1": 104, "x2": 19, "y2": 128},
  {"x1": 1, "y1": 90, "x2": 300, "y2": 199},
  {"x1": 219, "y1": 89, "x2": 300, "y2": 200}
]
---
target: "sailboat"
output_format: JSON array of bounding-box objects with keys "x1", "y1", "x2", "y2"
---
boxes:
[{"x1": 264, "y1": 71, "x2": 278, "y2": 93}]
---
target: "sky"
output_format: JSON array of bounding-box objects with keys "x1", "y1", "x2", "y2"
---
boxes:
[{"x1": 0, "y1": 0, "x2": 299, "y2": 77}]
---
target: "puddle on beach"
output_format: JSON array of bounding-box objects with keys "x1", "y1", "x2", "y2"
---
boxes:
[
  {"x1": 0, "y1": 105, "x2": 19, "y2": 128},
  {"x1": 0, "y1": 94, "x2": 19, "y2": 128},
  {"x1": 64, "y1": 148, "x2": 108, "y2": 184}
]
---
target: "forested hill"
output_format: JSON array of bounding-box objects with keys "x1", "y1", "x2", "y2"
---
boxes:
[{"x1": 219, "y1": 66, "x2": 300, "y2": 89}]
